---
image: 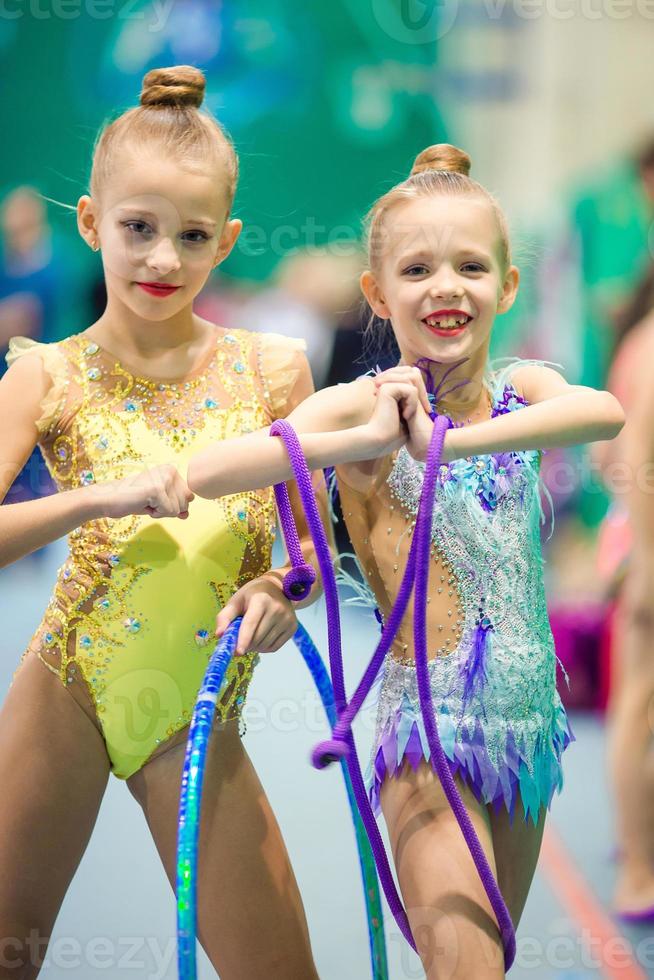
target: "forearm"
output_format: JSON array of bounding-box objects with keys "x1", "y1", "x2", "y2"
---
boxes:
[
  {"x1": 0, "y1": 486, "x2": 102, "y2": 568},
  {"x1": 443, "y1": 390, "x2": 624, "y2": 463},
  {"x1": 188, "y1": 426, "x2": 375, "y2": 499}
]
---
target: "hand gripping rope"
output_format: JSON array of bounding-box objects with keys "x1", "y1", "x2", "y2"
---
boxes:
[
  {"x1": 272, "y1": 417, "x2": 516, "y2": 972},
  {"x1": 175, "y1": 430, "x2": 389, "y2": 979}
]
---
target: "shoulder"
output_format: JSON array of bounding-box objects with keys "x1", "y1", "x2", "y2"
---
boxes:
[
  {"x1": 251, "y1": 331, "x2": 311, "y2": 418},
  {"x1": 255, "y1": 330, "x2": 307, "y2": 354},
  {"x1": 5, "y1": 336, "x2": 60, "y2": 388},
  {"x1": 502, "y1": 361, "x2": 575, "y2": 404},
  {"x1": 3, "y1": 336, "x2": 70, "y2": 435}
]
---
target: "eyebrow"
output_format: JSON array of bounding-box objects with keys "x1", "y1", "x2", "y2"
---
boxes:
[
  {"x1": 397, "y1": 249, "x2": 493, "y2": 265},
  {"x1": 116, "y1": 208, "x2": 217, "y2": 229}
]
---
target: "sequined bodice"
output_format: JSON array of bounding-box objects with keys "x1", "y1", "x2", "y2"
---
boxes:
[
  {"x1": 25, "y1": 327, "x2": 284, "y2": 701},
  {"x1": 338, "y1": 381, "x2": 552, "y2": 665},
  {"x1": 340, "y1": 364, "x2": 572, "y2": 808}
]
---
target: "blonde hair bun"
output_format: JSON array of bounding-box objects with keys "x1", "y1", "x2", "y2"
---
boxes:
[
  {"x1": 410, "y1": 143, "x2": 471, "y2": 178},
  {"x1": 140, "y1": 66, "x2": 206, "y2": 109}
]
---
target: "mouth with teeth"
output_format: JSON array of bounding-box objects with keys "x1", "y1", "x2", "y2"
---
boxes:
[{"x1": 422, "y1": 311, "x2": 473, "y2": 337}]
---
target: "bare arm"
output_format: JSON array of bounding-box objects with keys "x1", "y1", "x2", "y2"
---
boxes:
[
  {"x1": 212, "y1": 349, "x2": 340, "y2": 654},
  {"x1": 187, "y1": 377, "x2": 384, "y2": 499},
  {"x1": 0, "y1": 354, "x2": 194, "y2": 569},
  {"x1": 622, "y1": 368, "x2": 654, "y2": 548},
  {"x1": 361, "y1": 363, "x2": 624, "y2": 466},
  {"x1": 444, "y1": 367, "x2": 624, "y2": 463},
  {"x1": 255, "y1": 353, "x2": 336, "y2": 609},
  {"x1": 0, "y1": 353, "x2": 102, "y2": 567}
]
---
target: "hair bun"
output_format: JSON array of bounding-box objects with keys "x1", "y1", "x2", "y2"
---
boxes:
[
  {"x1": 140, "y1": 66, "x2": 206, "y2": 109},
  {"x1": 410, "y1": 144, "x2": 471, "y2": 178}
]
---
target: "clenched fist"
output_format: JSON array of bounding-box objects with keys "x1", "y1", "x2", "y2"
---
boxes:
[{"x1": 93, "y1": 464, "x2": 195, "y2": 520}]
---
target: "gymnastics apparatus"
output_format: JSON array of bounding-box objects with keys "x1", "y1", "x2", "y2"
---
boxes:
[{"x1": 175, "y1": 416, "x2": 516, "y2": 979}]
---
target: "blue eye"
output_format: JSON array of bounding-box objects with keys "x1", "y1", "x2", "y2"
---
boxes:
[
  {"x1": 122, "y1": 220, "x2": 152, "y2": 236},
  {"x1": 182, "y1": 230, "x2": 210, "y2": 244},
  {"x1": 121, "y1": 221, "x2": 208, "y2": 244},
  {"x1": 404, "y1": 265, "x2": 429, "y2": 276}
]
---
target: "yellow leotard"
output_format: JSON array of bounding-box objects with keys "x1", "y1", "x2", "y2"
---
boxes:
[{"x1": 6, "y1": 326, "x2": 306, "y2": 778}]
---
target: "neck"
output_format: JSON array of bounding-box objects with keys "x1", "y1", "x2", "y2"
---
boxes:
[
  {"x1": 403, "y1": 350, "x2": 488, "y2": 416},
  {"x1": 93, "y1": 293, "x2": 201, "y2": 358}
]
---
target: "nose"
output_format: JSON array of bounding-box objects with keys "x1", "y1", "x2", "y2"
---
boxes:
[
  {"x1": 145, "y1": 236, "x2": 181, "y2": 275},
  {"x1": 429, "y1": 266, "x2": 463, "y2": 300}
]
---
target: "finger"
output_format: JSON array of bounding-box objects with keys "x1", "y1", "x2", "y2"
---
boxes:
[
  {"x1": 149, "y1": 486, "x2": 176, "y2": 518},
  {"x1": 409, "y1": 367, "x2": 433, "y2": 414},
  {"x1": 246, "y1": 604, "x2": 284, "y2": 651},
  {"x1": 173, "y1": 475, "x2": 195, "y2": 513},
  {"x1": 151, "y1": 469, "x2": 180, "y2": 517},
  {"x1": 377, "y1": 381, "x2": 415, "y2": 403},
  {"x1": 216, "y1": 596, "x2": 245, "y2": 636},
  {"x1": 257, "y1": 623, "x2": 295, "y2": 653},
  {"x1": 253, "y1": 604, "x2": 296, "y2": 651},
  {"x1": 375, "y1": 368, "x2": 432, "y2": 414},
  {"x1": 373, "y1": 366, "x2": 412, "y2": 387},
  {"x1": 235, "y1": 603, "x2": 265, "y2": 655},
  {"x1": 164, "y1": 473, "x2": 187, "y2": 517},
  {"x1": 174, "y1": 487, "x2": 191, "y2": 518},
  {"x1": 401, "y1": 391, "x2": 419, "y2": 421},
  {"x1": 257, "y1": 616, "x2": 297, "y2": 652}
]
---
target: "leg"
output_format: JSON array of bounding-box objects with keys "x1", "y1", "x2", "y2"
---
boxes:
[
  {"x1": 127, "y1": 719, "x2": 319, "y2": 980},
  {"x1": 0, "y1": 652, "x2": 110, "y2": 979},
  {"x1": 381, "y1": 761, "x2": 505, "y2": 980},
  {"x1": 487, "y1": 797, "x2": 546, "y2": 928},
  {"x1": 606, "y1": 588, "x2": 654, "y2": 913}
]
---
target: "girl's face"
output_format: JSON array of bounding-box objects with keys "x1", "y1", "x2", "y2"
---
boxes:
[
  {"x1": 361, "y1": 195, "x2": 519, "y2": 371},
  {"x1": 77, "y1": 152, "x2": 241, "y2": 322}
]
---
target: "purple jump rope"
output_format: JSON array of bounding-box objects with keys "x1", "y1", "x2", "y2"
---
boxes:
[{"x1": 270, "y1": 415, "x2": 516, "y2": 971}]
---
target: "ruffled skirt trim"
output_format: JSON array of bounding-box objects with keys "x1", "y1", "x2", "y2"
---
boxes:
[{"x1": 367, "y1": 699, "x2": 574, "y2": 826}]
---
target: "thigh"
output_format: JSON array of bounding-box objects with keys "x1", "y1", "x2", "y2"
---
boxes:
[
  {"x1": 127, "y1": 719, "x2": 318, "y2": 980},
  {"x1": 0, "y1": 652, "x2": 110, "y2": 979},
  {"x1": 381, "y1": 762, "x2": 504, "y2": 980},
  {"x1": 487, "y1": 799, "x2": 546, "y2": 929}
]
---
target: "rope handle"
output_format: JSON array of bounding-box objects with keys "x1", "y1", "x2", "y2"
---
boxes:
[{"x1": 269, "y1": 446, "x2": 317, "y2": 602}]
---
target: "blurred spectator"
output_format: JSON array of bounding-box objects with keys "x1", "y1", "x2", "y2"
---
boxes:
[
  {"x1": 0, "y1": 186, "x2": 62, "y2": 365},
  {"x1": 0, "y1": 186, "x2": 63, "y2": 520},
  {"x1": 239, "y1": 247, "x2": 363, "y2": 390},
  {"x1": 600, "y1": 319, "x2": 654, "y2": 920},
  {"x1": 591, "y1": 252, "x2": 654, "y2": 918}
]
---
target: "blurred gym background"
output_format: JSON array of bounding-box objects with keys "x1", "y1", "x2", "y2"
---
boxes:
[{"x1": 2, "y1": 2, "x2": 654, "y2": 977}]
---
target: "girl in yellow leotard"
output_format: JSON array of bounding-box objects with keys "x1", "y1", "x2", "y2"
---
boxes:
[{"x1": 0, "y1": 66, "x2": 321, "y2": 979}]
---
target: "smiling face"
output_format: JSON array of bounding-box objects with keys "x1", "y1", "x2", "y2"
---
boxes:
[
  {"x1": 77, "y1": 149, "x2": 241, "y2": 324},
  {"x1": 361, "y1": 194, "x2": 519, "y2": 375}
]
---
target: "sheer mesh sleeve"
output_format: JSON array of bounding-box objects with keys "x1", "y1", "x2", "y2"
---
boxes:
[
  {"x1": 5, "y1": 336, "x2": 69, "y2": 437},
  {"x1": 256, "y1": 332, "x2": 311, "y2": 419},
  {"x1": 486, "y1": 355, "x2": 566, "y2": 399}
]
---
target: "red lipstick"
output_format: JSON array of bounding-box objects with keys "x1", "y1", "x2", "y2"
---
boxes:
[
  {"x1": 422, "y1": 309, "x2": 473, "y2": 339},
  {"x1": 136, "y1": 282, "x2": 181, "y2": 298}
]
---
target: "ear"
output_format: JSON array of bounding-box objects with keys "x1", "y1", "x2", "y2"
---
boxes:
[
  {"x1": 77, "y1": 196, "x2": 100, "y2": 250},
  {"x1": 360, "y1": 270, "x2": 391, "y2": 319},
  {"x1": 214, "y1": 218, "x2": 242, "y2": 267},
  {"x1": 497, "y1": 264, "x2": 519, "y2": 315}
]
